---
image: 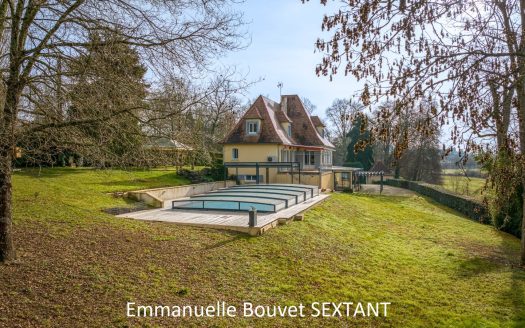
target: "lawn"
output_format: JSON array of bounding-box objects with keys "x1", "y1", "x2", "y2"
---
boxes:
[
  {"x1": 1, "y1": 168, "x2": 524, "y2": 327},
  {"x1": 431, "y1": 175, "x2": 487, "y2": 201}
]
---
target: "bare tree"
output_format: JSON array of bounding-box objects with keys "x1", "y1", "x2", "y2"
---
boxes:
[
  {"x1": 301, "y1": 97, "x2": 317, "y2": 114},
  {"x1": 325, "y1": 98, "x2": 363, "y2": 165},
  {"x1": 0, "y1": 0, "x2": 245, "y2": 262},
  {"x1": 303, "y1": 0, "x2": 525, "y2": 266},
  {"x1": 145, "y1": 69, "x2": 254, "y2": 168}
]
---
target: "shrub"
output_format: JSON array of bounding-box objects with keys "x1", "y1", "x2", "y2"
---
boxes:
[{"x1": 490, "y1": 185, "x2": 523, "y2": 238}]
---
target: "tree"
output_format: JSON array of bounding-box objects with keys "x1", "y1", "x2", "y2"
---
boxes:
[
  {"x1": 145, "y1": 69, "x2": 252, "y2": 168},
  {"x1": 0, "y1": 0, "x2": 245, "y2": 262},
  {"x1": 325, "y1": 98, "x2": 363, "y2": 165},
  {"x1": 65, "y1": 32, "x2": 148, "y2": 166},
  {"x1": 303, "y1": 0, "x2": 525, "y2": 266},
  {"x1": 301, "y1": 97, "x2": 317, "y2": 114},
  {"x1": 397, "y1": 111, "x2": 442, "y2": 184},
  {"x1": 345, "y1": 116, "x2": 374, "y2": 170}
]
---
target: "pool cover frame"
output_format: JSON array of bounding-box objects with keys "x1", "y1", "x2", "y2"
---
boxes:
[{"x1": 171, "y1": 184, "x2": 318, "y2": 213}]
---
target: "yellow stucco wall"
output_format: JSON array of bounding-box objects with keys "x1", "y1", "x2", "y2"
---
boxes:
[
  {"x1": 223, "y1": 144, "x2": 283, "y2": 182},
  {"x1": 320, "y1": 172, "x2": 334, "y2": 190},
  {"x1": 223, "y1": 144, "x2": 340, "y2": 190}
]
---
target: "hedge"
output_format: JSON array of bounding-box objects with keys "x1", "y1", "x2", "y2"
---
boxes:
[{"x1": 383, "y1": 179, "x2": 490, "y2": 224}]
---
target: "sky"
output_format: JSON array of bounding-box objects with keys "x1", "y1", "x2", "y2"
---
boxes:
[{"x1": 219, "y1": 0, "x2": 361, "y2": 119}]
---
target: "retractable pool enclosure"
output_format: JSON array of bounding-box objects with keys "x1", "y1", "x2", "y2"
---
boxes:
[{"x1": 171, "y1": 184, "x2": 319, "y2": 213}]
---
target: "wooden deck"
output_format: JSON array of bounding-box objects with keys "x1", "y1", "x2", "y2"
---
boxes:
[{"x1": 117, "y1": 194, "x2": 330, "y2": 235}]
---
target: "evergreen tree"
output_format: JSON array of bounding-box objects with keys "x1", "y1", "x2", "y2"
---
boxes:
[
  {"x1": 345, "y1": 117, "x2": 374, "y2": 170},
  {"x1": 67, "y1": 32, "x2": 147, "y2": 166}
]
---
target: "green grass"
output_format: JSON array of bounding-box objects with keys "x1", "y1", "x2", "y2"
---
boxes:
[
  {"x1": 11, "y1": 167, "x2": 190, "y2": 227},
  {"x1": 1, "y1": 168, "x2": 524, "y2": 327},
  {"x1": 431, "y1": 175, "x2": 487, "y2": 201}
]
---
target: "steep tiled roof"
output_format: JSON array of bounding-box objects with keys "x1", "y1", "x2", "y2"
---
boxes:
[
  {"x1": 221, "y1": 96, "x2": 283, "y2": 144},
  {"x1": 284, "y1": 95, "x2": 334, "y2": 149},
  {"x1": 244, "y1": 106, "x2": 262, "y2": 119},
  {"x1": 275, "y1": 110, "x2": 292, "y2": 123},
  {"x1": 311, "y1": 115, "x2": 325, "y2": 127},
  {"x1": 222, "y1": 95, "x2": 335, "y2": 149}
]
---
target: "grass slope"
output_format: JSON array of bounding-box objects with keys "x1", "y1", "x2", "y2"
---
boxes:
[{"x1": 1, "y1": 168, "x2": 524, "y2": 327}]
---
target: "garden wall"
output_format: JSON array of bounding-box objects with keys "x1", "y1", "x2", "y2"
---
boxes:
[
  {"x1": 384, "y1": 179, "x2": 490, "y2": 224},
  {"x1": 128, "y1": 180, "x2": 236, "y2": 208}
]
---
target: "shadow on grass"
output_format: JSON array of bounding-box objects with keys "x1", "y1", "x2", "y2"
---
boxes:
[
  {"x1": 456, "y1": 257, "x2": 500, "y2": 278},
  {"x1": 499, "y1": 237, "x2": 525, "y2": 327},
  {"x1": 451, "y1": 232, "x2": 525, "y2": 326},
  {"x1": 506, "y1": 269, "x2": 525, "y2": 327}
]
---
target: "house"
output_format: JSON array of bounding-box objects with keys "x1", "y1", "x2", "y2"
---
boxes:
[{"x1": 222, "y1": 95, "x2": 356, "y2": 190}]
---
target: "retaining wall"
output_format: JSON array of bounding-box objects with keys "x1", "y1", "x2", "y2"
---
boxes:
[{"x1": 128, "y1": 180, "x2": 236, "y2": 208}]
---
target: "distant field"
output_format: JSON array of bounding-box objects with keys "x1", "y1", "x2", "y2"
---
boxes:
[
  {"x1": 1, "y1": 168, "x2": 523, "y2": 327},
  {"x1": 436, "y1": 175, "x2": 488, "y2": 201}
]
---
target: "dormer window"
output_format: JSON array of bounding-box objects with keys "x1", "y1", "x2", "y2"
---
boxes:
[
  {"x1": 287, "y1": 124, "x2": 292, "y2": 136},
  {"x1": 246, "y1": 120, "x2": 260, "y2": 135}
]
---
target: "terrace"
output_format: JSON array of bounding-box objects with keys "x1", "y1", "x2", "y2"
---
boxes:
[{"x1": 119, "y1": 183, "x2": 328, "y2": 235}]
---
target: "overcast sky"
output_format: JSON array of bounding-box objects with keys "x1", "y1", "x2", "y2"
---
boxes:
[{"x1": 219, "y1": 0, "x2": 362, "y2": 119}]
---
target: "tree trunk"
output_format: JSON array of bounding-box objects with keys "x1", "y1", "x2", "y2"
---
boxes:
[
  {"x1": 516, "y1": 79, "x2": 525, "y2": 267},
  {"x1": 0, "y1": 150, "x2": 15, "y2": 262},
  {"x1": 0, "y1": 74, "x2": 21, "y2": 263}
]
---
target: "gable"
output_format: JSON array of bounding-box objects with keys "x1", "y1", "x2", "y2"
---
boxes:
[
  {"x1": 222, "y1": 96, "x2": 284, "y2": 144},
  {"x1": 222, "y1": 94, "x2": 334, "y2": 149}
]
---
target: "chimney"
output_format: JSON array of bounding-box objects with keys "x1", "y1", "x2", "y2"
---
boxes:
[{"x1": 280, "y1": 95, "x2": 288, "y2": 114}]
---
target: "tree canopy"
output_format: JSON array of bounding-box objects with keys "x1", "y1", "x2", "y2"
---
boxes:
[{"x1": 0, "y1": 0, "x2": 247, "y2": 262}]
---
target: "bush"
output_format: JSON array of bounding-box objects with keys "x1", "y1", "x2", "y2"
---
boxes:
[
  {"x1": 177, "y1": 164, "x2": 226, "y2": 184},
  {"x1": 384, "y1": 179, "x2": 491, "y2": 226},
  {"x1": 177, "y1": 169, "x2": 209, "y2": 184},
  {"x1": 490, "y1": 184, "x2": 523, "y2": 238}
]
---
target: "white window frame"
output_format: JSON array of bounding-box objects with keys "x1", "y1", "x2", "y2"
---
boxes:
[
  {"x1": 232, "y1": 148, "x2": 239, "y2": 160},
  {"x1": 321, "y1": 150, "x2": 332, "y2": 166},
  {"x1": 245, "y1": 175, "x2": 257, "y2": 181},
  {"x1": 246, "y1": 120, "x2": 259, "y2": 135},
  {"x1": 304, "y1": 151, "x2": 316, "y2": 166}
]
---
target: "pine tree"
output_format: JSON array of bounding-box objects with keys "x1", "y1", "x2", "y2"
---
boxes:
[
  {"x1": 67, "y1": 32, "x2": 147, "y2": 166},
  {"x1": 345, "y1": 117, "x2": 374, "y2": 170}
]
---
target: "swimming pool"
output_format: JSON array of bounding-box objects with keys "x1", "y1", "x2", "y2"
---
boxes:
[{"x1": 171, "y1": 184, "x2": 320, "y2": 213}]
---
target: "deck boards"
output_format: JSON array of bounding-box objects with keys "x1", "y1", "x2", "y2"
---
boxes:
[{"x1": 117, "y1": 194, "x2": 330, "y2": 234}]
